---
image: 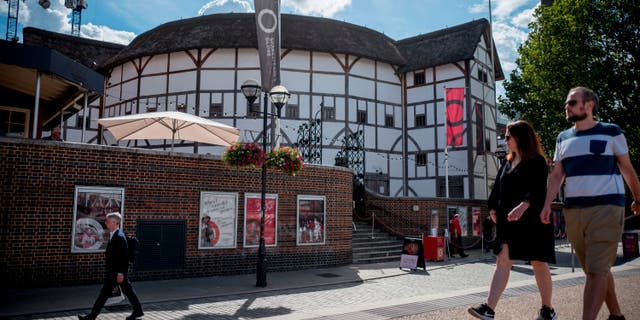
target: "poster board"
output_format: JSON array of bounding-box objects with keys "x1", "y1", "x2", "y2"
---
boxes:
[
  {"x1": 71, "y1": 186, "x2": 124, "y2": 253},
  {"x1": 244, "y1": 193, "x2": 278, "y2": 247},
  {"x1": 399, "y1": 237, "x2": 425, "y2": 270},
  {"x1": 199, "y1": 192, "x2": 239, "y2": 249},
  {"x1": 472, "y1": 207, "x2": 481, "y2": 236},
  {"x1": 296, "y1": 195, "x2": 326, "y2": 245}
]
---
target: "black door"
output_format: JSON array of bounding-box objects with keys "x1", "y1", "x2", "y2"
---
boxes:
[{"x1": 135, "y1": 219, "x2": 185, "y2": 271}]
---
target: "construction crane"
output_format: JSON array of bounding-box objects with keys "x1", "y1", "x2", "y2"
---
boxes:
[
  {"x1": 65, "y1": 0, "x2": 87, "y2": 37},
  {"x1": 4, "y1": 0, "x2": 24, "y2": 41}
]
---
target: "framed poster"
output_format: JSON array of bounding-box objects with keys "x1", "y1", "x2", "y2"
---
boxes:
[
  {"x1": 244, "y1": 193, "x2": 278, "y2": 248},
  {"x1": 296, "y1": 195, "x2": 326, "y2": 245},
  {"x1": 472, "y1": 207, "x2": 481, "y2": 236},
  {"x1": 199, "y1": 192, "x2": 239, "y2": 249},
  {"x1": 72, "y1": 186, "x2": 124, "y2": 253}
]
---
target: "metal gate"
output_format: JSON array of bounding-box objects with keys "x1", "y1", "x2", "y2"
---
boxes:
[{"x1": 135, "y1": 219, "x2": 186, "y2": 271}]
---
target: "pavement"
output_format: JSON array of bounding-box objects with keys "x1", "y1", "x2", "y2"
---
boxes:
[{"x1": 1, "y1": 244, "x2": 639, "y2": 320}]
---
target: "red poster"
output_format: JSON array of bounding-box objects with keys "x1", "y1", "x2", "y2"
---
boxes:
[
  {"x1": 446, "y1": 87, "x2": 464, "y2": 146},
  {"x1": 244, "y1": 193, "x2": 277, "y2": 247}
]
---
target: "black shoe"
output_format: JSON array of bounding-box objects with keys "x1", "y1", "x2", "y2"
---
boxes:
[
  {"x1": 460, "y1": 253, "x2": 469, "y2": 258},
  {"x1": 608, "y1": 315, "x2": 626, "y2": 320},
  {"x1": 126, "y1": 311, "x2": 144, "y2": 320},
  {"x1": 535, "y1": 305, "x2": 557, "y2": 320},
  {"x1": 468, "y1": 303, "x2": 494, "y2": 319},
  {"x1": 78, "y1": 314, "x2": 95, "y2": 320}
]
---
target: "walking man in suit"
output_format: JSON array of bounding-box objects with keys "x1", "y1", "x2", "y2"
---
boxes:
[{"x1": 79, "y1": 212, "x2": 143, "y2": 320}]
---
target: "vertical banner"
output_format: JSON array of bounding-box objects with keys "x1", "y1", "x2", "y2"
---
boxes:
[
  {"x1": 445, "y1": 87, "x2": 464, "y2": 146},
  {"x1": 475, "y1": 102, "x2": 485, "y2": 155},
  {"x1": 244, "y1": 193, "x2": 278, "y2": 247},
  {"x1": 254, "y1": 0, "x2": 281, "y2": 92}
]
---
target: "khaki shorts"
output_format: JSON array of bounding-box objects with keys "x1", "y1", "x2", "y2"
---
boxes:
[{"x1": 563, "y1": 205, "x2": 624, "y2": 274}]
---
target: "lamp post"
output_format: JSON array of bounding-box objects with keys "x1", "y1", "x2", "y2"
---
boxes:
[
  {"x1": 495, "y1": 145, "x2": 507, "y2": 166},
  {"x1": 241, "y1": 79, "x2": 289, "y2": 287}
]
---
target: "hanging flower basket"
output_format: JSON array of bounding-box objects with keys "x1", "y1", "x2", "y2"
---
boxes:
[
  {"x1": 265, "y1": 146, "x2": 304, "y2": 176},
  {"x1": 222, "y1": 142, "x2": 265, "y2": 168}
]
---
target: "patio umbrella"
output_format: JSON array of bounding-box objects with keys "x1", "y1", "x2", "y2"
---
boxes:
[{"x1": 98, "y1": 111, "x2": 239, "y2": 151}]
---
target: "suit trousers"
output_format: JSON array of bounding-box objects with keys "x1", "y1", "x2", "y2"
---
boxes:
[{"x1": 89, "y1": 273, "x2": 142, "y2": 316}]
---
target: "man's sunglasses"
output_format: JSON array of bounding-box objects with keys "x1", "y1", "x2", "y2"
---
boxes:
[{"x1": 565, "y1": 100, "x2": 579, "y2": 107}]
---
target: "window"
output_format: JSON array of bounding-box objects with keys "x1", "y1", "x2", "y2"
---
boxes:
[
  {"x1": 322, "y1": 106, "x2": 335, "y2": 120},
  {"x1": 414, "y1": 72, "x2": 425, "y2": 85},
  {"x1": 146, "y1": 106, "x2": 157, "y2": 112},
  {"x1": 415, "y1": 114, "x2": 426, "y2": 127},
  {"x1": 0, "y1": 106, "x2": 29, "y2": 138},
  {"x1": 209, "y1": 104, "x2": 223, "y2": 118},
  {"x1": 248, "y1": 103, "x2": 261, "y2": 118},
  {"x1": 416, "y1": 152, "x2": 427, "y2": 166},
  {"x1": 285, "y1": 105, "x2": 299, "y2": 119},
  {"x1": 478, "y1": 69, "x2": 488, "y2": 83},
  {"x1": 75, "y1": 114, "x2": 91, "y2": 128},
  {"x1": 357, "y1": 110, "x2": 367, "y2": 124},
  {"x1": 437, "y1": 176, "x2": 464, "y2": 198},
  {"x1": 384, "y1": 115, "x2": 394, "y2": 127},
  {"x1": 176, "y1": 103, "x2": 187, "y2": 112}
]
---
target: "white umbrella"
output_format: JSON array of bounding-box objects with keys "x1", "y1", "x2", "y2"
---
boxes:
[{"x1": 98, "y1": 111, "x2": 239, "y2": 151}]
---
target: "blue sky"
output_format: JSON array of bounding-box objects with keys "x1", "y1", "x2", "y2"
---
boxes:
[{"x1": 1, "y1": 0, "x2": 540, "y2": 96}]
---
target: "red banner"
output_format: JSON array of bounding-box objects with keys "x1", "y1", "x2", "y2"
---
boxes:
[{"x1": 446, "y1": 88, "x2": 464, "y2": 146}]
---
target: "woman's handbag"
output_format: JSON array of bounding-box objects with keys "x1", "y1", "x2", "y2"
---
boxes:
[{"x1": 105, "y1": 285, "x2": 125, "y2": 306}]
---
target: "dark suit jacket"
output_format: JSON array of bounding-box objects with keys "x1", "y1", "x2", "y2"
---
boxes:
[{"x1": 105, "y1": 229, "x2": 129, "y2": 276}]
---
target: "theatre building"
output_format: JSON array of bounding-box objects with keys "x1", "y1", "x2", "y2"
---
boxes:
[{"x1": 1, "y1": 13, "x2": 501, "y2": 287}]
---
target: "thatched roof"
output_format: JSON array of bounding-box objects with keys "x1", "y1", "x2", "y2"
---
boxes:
[
  {"x1": 102, "y1": 13, "x2": 406, "y2": 69},
  {"x1": 22, "y1": 27, "x2": 125, "y2": 72},
  {"x1": 396, "y1": 19, "x2": 504, "y2": 80}
]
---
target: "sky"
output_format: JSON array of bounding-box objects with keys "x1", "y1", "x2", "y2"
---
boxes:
[{"x1": 0, "y1": 0, "x2": 540, "y2": 97}]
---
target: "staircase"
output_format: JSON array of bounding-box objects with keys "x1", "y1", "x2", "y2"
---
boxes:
[{"x1": 352, "y1": 221, "x2": 404, "y2": 264}]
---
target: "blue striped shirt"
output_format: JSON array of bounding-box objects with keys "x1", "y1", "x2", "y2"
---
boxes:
[{"x1": 554, "y1": 122, "x2": 628, "y2": 208}]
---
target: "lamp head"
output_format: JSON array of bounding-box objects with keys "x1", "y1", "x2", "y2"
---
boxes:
[
  {"x1": 269, "y1": 85, "x2": 290, "y2": 109},
  {"x1": 241, "y1": 79, "x2": 261, "y2": 105}
]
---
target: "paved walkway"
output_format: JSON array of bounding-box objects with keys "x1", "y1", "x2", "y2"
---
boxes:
[{"x1": 1, "y1": 245, "x2": 639, "y2": 319}]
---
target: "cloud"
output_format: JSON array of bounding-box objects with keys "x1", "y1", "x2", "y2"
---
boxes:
[
  {"x1": 80, "y1": 23, "x2": 136, "y2": 45},
  {"x1": 282, "y1": 0, "x2": 351, "y2": 18},
  {"x1": 198, "y1": 0, "x2": 253, "y2": 16}
]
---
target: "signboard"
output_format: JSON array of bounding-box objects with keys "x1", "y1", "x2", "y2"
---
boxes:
[
  {"x1": 71, "y1": 186, "x2": 124, "y2": 253},
  {"x1": 296, "y1": 195, "x2": 326, "y2": 245},
  {"x1": 400, "y1": 237, "x2": 425, "y2": 270}
]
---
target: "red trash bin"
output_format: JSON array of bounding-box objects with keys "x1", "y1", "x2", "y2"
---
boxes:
[
  {"x1": 423, "y1": 236, "x2": 445, "y2": 261},
  {"x1": 622, "y1": 232, "x2": 639, "y2": 259}
]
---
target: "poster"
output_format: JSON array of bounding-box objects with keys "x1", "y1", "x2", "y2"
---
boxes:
[
  {"x1": 244, "y1": 193, "x2": 278, "y2": 247},
  {"x1": 399, "y1": 237, "x2": 425, "y2": 270},
  {"x1": 296, "y1": 195, "x2": 326, "y2": 245},
  {"x1": 199, "y1": 192, "x2": 238, "y2": 249},
  {"x1": 72, "y1": 186, "x2": 124, "y2": 253},
  {"x1": 472, "y1": 207, "x2": 481, "y2": 236}
]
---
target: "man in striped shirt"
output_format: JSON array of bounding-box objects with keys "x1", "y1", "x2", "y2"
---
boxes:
[{"x1": 541, "y1": 87, "x2": 640, "y2": 320}]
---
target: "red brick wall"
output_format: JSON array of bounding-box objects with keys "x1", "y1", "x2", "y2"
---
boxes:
[
  {"x1": 0, "y1": 138, "x2": 353, "y2": 287},
  {"x1": 364, "y1": 191, "x2": 488, "y2": 238}
]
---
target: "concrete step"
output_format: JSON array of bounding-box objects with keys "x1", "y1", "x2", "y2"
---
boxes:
[{"x1": 352, "y1": 220, "x2": 404, "y2": 264}]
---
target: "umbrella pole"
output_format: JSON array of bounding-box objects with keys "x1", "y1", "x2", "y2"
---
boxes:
[{"x1": 171, "y1": 130, "x2": 175, "y2": 151}]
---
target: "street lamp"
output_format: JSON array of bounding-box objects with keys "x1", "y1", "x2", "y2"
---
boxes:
[
  {"x1": 269, "y1": 85, "x2": 290, "y2": 148},
  {"x1": 240, "y1": 79, "x2": 289, "y2": 287},
  {"x1": 495, "y1": 145, "x2": 507, "y2": 166}
]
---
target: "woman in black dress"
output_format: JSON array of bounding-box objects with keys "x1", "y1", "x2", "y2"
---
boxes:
[{"x1": 469, "y1": 120, "x2": 557, "y2": 320}]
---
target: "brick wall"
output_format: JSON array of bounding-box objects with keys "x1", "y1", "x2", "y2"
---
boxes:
[
  {"x1": 0, "y1": 138, "x2": 353, "y2": 288},
  {"x1": 364, "y1": 191, "x2": 488, "y2": 239}
]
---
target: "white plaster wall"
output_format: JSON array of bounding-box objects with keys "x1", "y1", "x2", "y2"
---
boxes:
[
  {"x1": 377, "y1": 63, "x2": 398, "y2": 83},
  {"x1": 435, "y1": 63, "x2": 464, "y2": 80},
  {"x1": 143, "y1": 54, "x2": 168, "y2": 74},
  {"x1": 312, "y1": 52, "x2": 343, "y2": 73},
  {"x1": 109, "y1": 65, "x2": 122, "y2": 84},
  {"x1": 140, "y1": 75, "x2": 166, "y2": 96},
  {"x1": 410, "y1": 179, "x2": 436, "y2": 197},
  {"x1": 170, "y1": 51, "x2": 197, "y2": 72},
  {"x1": 121, "y1": 61, "x2": 138, "y2": 82},
  {"x1": 334, "y1": 97, "x2": 345, "y2": 121},
  {"x1": 281, "y1": 70, "x2": 310, "y2": 92},
  {"x1": 407, "y1": 86, "x2": 429, "y2": 104},
  {"x1": 376, "y1": 82, "x2": 401, "y2": 103},
  {"x1": 281, "y1": 50, "x2": 309, "y2": 70},
  {"x1": 200, "y1": 70, "x2": 235, "y2": 90},
  {"x1": 120, "y1": 81, "x2": 138, "y2": 101},
  {"x1": 376, "y1": 127, "x2": 401, "y2": 151},
  {"x1": 168, "y1": 71, "x2": 197, "y2": 92},
  {"x1": 203, "y1": 49, "x2": 235, "y2": 68},
  {"x1": 350, "y1": 59, "x2": 375, "y2": 78},
  {"x1": 312, "y1": 73, "x2": 344, "y2": 95},
  {"x1": 237, "y1": 49, "x2": 259, "y2": 68},
  {"x1": 428, "y1": 153, "x2": 437, "y2": 177},
  {"x1": 349, "y1": 76, "x2": 374, "y2": 99},
  {"x1": 105, "y1": 86, "x2": 120, "y2": 106}
]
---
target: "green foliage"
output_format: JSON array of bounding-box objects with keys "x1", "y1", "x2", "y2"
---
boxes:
[{"x1": 499, "y1": 0, "x2": 640, "y2": 168}]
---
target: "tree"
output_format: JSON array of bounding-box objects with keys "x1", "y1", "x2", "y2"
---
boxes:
[{"x1": 499, "y1": 0, "x2": 640, "y2": 169}]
